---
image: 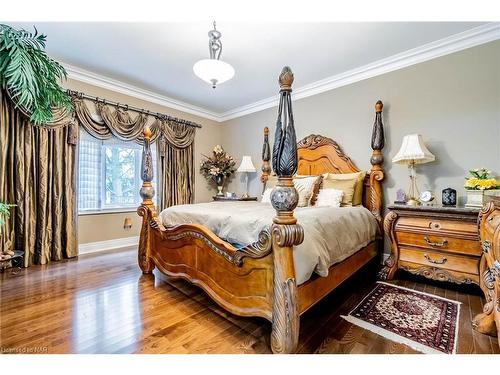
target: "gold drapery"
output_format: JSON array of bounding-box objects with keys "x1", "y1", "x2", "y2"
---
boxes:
[
  {"x1": 72, "y1": 98, "x2": 196, "y2": 210},
  {"x1": 0, "y1": 90, "x2": 77, "y2": 266}
]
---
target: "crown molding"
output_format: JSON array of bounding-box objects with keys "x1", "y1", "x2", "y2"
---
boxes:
[
  {"x1": 62, "y1": 63, "x2": 221, "y2": 122},
  {"x1": 63, "y1": 23, "x2": 499, "y2": 123},
  {"x1": 218, "y1": 23, "x2": 500, "y2": 122}
]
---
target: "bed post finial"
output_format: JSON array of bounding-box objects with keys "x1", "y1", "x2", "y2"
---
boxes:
[
  {"x1": 137, "y1": 125, "x2": 156, "y2": 274},
  {"x1": 261, "y1": 127, "x2": 271, "y2": 192},
  {"x1": 270, "y1": 67, "x2": 304, "y2": 354},
  {"x1": 369, "y1": 100, "x2": 385, "y2": 227}
]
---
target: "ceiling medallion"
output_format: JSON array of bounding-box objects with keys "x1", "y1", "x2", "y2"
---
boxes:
[{"x1": 193, "y1": 21, "x2": 235, "y2": 89}]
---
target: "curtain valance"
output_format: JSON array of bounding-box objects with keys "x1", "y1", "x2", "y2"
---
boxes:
[{"x1": 71, "y1": 97, "x2": 196, "y2": 152}]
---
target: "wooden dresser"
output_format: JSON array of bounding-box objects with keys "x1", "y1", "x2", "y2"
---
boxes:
[
  {"x1": 472, "y1": 195, "x2": 500, "y2": 345},
  {"x1": 379, "y1": 204, "x2": 481, "y2": 285}
]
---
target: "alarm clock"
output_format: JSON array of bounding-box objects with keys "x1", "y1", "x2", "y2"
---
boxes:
[{"x1": 419, "y1": 190, "x2": 435, "y2": 205}]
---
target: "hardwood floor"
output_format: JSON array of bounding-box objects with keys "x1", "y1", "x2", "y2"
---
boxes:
[{"x1": 1, "y1": 249, "x2": 498, "y2": 354}]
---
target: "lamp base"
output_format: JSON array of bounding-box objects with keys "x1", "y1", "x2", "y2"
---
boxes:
[{"x1": 406, "y1": 197, "x2": 421, "y2": 206}]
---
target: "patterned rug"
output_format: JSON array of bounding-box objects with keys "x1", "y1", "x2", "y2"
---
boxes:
[{"x1": 342, "y1": 282, "x2": 460, "y2": 354}]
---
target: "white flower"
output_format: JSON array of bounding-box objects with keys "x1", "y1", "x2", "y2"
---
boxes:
[{"x1": 213, "y1": 145, "x2": 224, "y2": 154}]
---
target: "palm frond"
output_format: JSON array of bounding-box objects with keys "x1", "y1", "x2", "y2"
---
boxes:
[{"x1": 0, "y1": 24, "x2": 72, "y2": 124}]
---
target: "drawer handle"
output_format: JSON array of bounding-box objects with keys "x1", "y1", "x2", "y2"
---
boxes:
[
  {"x1": 424, "y1": 253, "x2": 448, "y2": 265},
  {"x1": 424, "y1": 236, "x2": 448, "y2": 248}
]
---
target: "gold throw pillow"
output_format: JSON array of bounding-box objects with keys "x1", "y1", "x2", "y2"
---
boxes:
[
  {"x1": 322, "y1": 171, "x2": 366, "y2": 206},
  {"x1": 321, "y1": 175, "x2": 358, "y2": 206}
]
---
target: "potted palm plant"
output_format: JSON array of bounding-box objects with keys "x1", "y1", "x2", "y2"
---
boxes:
[{"x1": 0, "y1": 23, "x2": 72, "y2": 124}]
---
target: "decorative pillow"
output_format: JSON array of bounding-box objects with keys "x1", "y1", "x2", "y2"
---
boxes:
[
  {"x1": 321, "y1": 175, "x2": 358, "y2": 206},
  {"x1": 316, "y1": 188, "x2": 344, "y2": 207},
  {"x1": 293, "y1": 175, "x2": 323, "y2": 207},
  {"x1": 322, "y1": 171, "x2": 366, "y2": 206},
  {"x1": 261, "y1": 187, "x2": 273, "y2": 204}
]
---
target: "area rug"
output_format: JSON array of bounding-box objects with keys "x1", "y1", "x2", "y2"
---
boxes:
[{"x1": 342, "y1": 282, "x2": 460, "y2": 354}]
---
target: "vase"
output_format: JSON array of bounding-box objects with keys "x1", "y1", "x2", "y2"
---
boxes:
[
  {"x1": 465, "y1": 189, "x2": 500, "y2": 208},
  {"x1": 214, "y1": 175, "x2": 224, "y2": 196}
]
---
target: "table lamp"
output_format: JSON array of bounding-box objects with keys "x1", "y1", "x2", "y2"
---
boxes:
[
  {"x1": 237, "y1": 156, "x2": 256, "y2": 198},
  {"x1": 392, "y1": 134, "x2": 435, "y2": 206}
]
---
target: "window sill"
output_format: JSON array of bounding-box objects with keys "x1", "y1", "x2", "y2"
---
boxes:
[{"x1": 78, "y1": 208, "x2": 139, "y2": 216}]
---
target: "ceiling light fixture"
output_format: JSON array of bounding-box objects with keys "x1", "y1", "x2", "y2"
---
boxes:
[{"x1": 193, "y1": 21, "x2": 235, "y2": 89}]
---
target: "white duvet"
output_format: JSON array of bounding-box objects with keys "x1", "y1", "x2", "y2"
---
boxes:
[{"x1": 159, "y1": 202, "x2": 378, "y2": 285}]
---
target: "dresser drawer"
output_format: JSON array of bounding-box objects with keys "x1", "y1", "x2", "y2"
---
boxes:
[
  {"x1": 395, "y1": 231, "x2": 481, "y2": 256},
  {"x1": 399, "y1": 247, "x2": 480, "y2": 276},
  {"x1": 396, "y1": 216, "x2": 477, "y2": 236}
]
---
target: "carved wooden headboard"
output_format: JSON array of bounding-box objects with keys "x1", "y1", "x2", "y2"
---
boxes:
[{"x1": 261, "y1": 100, "x2": 385, "y2": 226}]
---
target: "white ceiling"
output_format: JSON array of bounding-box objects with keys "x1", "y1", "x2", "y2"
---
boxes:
[{"x1": 9, "y1": 22, "x2": 492, "y2": 117}]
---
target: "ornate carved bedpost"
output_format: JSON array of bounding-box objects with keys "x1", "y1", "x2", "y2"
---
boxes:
[
  {"x1": 369, "y1": 100, "x2": 385, "y2": 227},
  {"x1": 270, "y1": 67, "x2": 304, "y2": 354},
  {"x1": 261, "y1": 126, "x2": 271, "y2": 192},
  {"x1": 137, "y1": 126, "x2": 156, "y2": 273}
]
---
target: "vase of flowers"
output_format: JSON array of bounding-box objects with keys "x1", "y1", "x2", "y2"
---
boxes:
[
  {"x1": 200, "y1": 145, "x2": 236, "y2": 196},
  {"x1": 464, "y1": 168, "x2": 500, "y2": 208}
]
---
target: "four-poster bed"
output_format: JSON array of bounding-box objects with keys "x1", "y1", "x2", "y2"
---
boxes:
[{"x1": 137, "y1": 67, "x2": 385, "y2": 353}]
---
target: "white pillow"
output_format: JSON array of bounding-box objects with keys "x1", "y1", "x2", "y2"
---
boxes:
[
  {"x1": 316, "y1": 188, "x2": 344, "y2": 207},
  {"x1": 261, "y1": 188, "x2": 273, "y2": 204},
  {"x1": 293, "y1": 176, "x2": 317, "y2": 207}
]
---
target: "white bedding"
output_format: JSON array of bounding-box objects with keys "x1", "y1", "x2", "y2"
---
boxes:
[{"x1": 159, "y1": 202, "x2": 378, "y2": 285}]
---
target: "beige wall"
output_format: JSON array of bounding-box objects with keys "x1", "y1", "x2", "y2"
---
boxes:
[
  {"x1": 66, "y1": 79, "x2": 222, "y2": 244},
  {"x1": 73, "y1": 40, "x2": 500, "y2": 246},
  {"x1": 221, "y1": 41, "x2": 500, "y2": 214}
]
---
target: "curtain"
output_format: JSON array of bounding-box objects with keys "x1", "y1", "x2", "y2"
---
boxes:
[
  {"x1": 0, "y1": 90, "x2": 77, "y2": 266},
  {"x1": 71, "y1": 98, "x2": 196, "y2": 211},
  {"x1": 157, "y1": 121, "x2": 195, "y2": 209}
]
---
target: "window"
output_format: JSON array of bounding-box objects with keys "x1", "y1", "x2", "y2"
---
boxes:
[{"x1": 78, "y1": 129, "x2": 157, "y2": 213}]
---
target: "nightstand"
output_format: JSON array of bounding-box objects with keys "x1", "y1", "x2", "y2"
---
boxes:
[
  {"x1": 212, "y1": 196, "x2": 258, "y2": 202},
  {"x1": 379, "y1": 204, "x2": 481, "y2": 285}
]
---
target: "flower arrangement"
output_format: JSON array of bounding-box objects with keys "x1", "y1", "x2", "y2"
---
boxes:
[
  {"x1": 464, "y1": 168, "x2": 500, "y2": 191},
  {"x1": 200, "y1": 145, "x2": 236, "y2": 189},
  {"x1": 0, "y1": 202, "x2": 15, "y2": 226}
]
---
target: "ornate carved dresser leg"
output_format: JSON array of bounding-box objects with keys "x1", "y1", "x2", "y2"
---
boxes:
[
  {"x1": 269, "y1": 67, "x2": 304, "y2": 354},
  {"x1": 378, "y1": 210, "x2": 399, "y2": 280}
]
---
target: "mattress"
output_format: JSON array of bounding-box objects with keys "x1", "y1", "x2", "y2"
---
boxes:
[{"x1": 159, "y1": 201, "x2": 378, "y2": 285}]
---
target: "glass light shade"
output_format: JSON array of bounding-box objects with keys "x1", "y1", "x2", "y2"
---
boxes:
[
  {"x1": 237, "y1": 156, "x2": 256, "y2": 173},
  {"x1": 193, "y1": 59, "x2": 235, "y2": 87},
  {"x1": 392, "y1": 134, "x2": 435, "y2": 165}
]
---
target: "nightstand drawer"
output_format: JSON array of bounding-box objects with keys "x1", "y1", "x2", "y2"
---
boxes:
[
  {"x1": 396, "y1": 216, "x2": 477, "y2": 236},
  {"x1": 395, "y1": 231, "x2": 481, "y2": 256},
  {"x1": 399, "y1": 247, "x2": 480, "y2": 275}
]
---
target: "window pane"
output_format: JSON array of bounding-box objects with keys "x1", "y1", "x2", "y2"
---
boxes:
[
  {"x1": 78, "y1": 131, "x2": 101, "y2": 211},
  {"x1": 77, "y1": 129, "x2": 157, "y2": 213}
]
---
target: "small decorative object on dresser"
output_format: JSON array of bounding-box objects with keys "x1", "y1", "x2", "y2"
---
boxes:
[
  {"x1": 419, "y1": 190, "x2": 435, "y2": 206},
  {"x1": 395, "y1": 188, "x2": 407, "y2": 204},
  {"x1": 236, "y1": 156, "x2": 257, "y2": 198},
  {"x1": 379, "y1": 204, "x2": 482, "y2": 285},
  {"x1": 392, "y1": 134, "x2": 435, "y2": 206},
  {"x1": 472, "y1": 194, "x2": 500, "y2": 345},
  {"x1": 464, "y1": 167, "x2": 500, "y2": 208},
  {"x1": 200, "y1": 145, "x2": 236, "y2": 196},
  {"x1": 442, "y1": 187, "x2": 457, "y2": 206}
]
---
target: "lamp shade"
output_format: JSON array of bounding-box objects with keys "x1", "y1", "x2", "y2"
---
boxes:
[
  {"x1": 193, "y1": 59, "x2": 235, "y2": 87},
  {"x1": 392, "y1": 134, "x2": 435, "y2": 165},
  {"x1": 237, "y1": 156, "x2": 256, "y2": 173}
]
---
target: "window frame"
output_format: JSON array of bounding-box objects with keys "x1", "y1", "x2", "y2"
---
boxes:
[{"x1": 77, "y1": 130, "x2": 157, "y2": 215}]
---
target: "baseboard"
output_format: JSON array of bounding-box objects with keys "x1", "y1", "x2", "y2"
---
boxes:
[{"x1": 79, "y1": 236, "x2": 139, "y2": 255}]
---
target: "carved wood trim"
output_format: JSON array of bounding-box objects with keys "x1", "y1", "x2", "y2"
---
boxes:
[
  {"x1": 261, "y1": 127, "x2": 271, "y2": 193},
  {"x1": 378, "y1": 211, "x2": 399, "y2": 280},
  {"x1": 401, "y1": 264, "x2": 475, "y2": 284}
]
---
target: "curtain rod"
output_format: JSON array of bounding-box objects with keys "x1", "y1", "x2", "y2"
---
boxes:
[{"x1": 66, "y1": 90, "x2": 202, "y2": 129}]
